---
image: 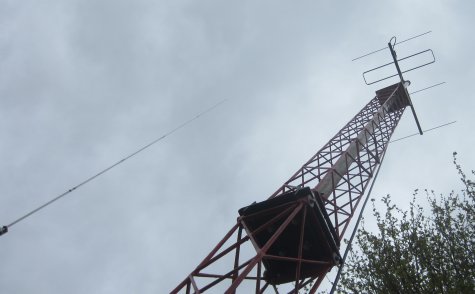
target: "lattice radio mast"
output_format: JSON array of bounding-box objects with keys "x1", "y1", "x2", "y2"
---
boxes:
[{"x1": 171, "y1": 38, "x2": 434, "y2": 293}]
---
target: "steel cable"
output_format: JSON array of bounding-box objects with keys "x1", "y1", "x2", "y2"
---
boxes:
[{"x1": 1, "y1": 99, "x2": 227, "y2": 235}]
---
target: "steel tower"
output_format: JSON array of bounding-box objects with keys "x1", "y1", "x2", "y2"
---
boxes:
[{"x1": 171, "y1": 41, "x2": 426, "y2": 293}]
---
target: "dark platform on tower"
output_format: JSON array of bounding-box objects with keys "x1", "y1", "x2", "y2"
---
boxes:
[
  {"x1": 376, "y1": 82, "x2": 411, "y2": 112},
  {"x1": 238, "y1": 187, "x2": 341, "y2": 284}
]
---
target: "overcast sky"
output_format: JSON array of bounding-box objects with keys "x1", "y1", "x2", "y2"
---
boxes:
[{"x1": 1, "y1": 1, "x2": 474, "y2": 293}]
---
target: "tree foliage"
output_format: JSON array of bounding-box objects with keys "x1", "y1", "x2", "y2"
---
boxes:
[{"x1": 338, "y1": 153, "x2": 475, "y2": 293}]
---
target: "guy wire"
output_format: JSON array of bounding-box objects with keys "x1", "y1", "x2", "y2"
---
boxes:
[
  {"x1": 329, "y1": 146, "x2": 389, "y2": 293},
  {"x1": 1, "y1": 99, "x2": 227, "y2": 234}
]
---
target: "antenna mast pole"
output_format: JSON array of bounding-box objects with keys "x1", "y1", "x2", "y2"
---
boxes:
[{"x1": 388, "y1": 40, "x2": 423, "y2": 135}]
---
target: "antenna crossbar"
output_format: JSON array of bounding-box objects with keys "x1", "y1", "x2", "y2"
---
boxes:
[{"x1": 352, "y1": 31, "x2": 432, "y2": 61}]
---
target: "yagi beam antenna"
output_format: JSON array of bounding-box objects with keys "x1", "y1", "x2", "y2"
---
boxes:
[{"x1": 352, "y1": 31, "x2": 432, "y2": 61}]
